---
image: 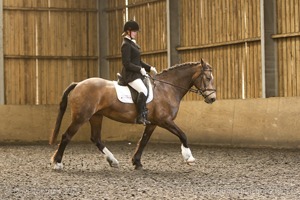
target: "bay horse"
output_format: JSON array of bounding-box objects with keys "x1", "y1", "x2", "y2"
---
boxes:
[{"x1": 49, "y1": 59, "x2": 216, "y2": 170}]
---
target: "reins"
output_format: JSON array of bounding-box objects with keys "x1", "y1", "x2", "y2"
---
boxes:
[{"x1": 148, "y1": 75, "x2": 216, "y2": 99}]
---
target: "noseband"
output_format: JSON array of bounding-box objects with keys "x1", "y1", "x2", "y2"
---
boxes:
[{"x1": 190, "y1": 87, "x2": 216, "y2": 99}]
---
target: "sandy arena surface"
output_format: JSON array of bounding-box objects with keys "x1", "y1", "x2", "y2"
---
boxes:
[{"x1": 0, "y1": 142, "x2": 300, "y2": 199}]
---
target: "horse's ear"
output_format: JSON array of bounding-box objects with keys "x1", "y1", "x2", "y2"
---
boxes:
[{"x1": 201, "y1": 58, "x2": 205, "y2": 64}]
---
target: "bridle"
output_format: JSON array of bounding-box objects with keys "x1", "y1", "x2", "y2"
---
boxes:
[
  {"x1": 192, "y1": 68, "x2": 217, "y2": 98},
  {"x1": 192, "y1": 87, "x2": 216, "y2": 99},
  {"x1": 148, "y1": 69, "x2": 216, "y2": 99}
]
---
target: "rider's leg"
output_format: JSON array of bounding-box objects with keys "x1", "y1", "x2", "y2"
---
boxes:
[
  {"x1": 136, "y1": 92, "x2": 151, "y2": 125},
  {"x1": 128, "y1": 78, "x2": 148, "y2": 96},
  {"x1": 128, "y1": 79, "x2": 150, "y2": 125}
]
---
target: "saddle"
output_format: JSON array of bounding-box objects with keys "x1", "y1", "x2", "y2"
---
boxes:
[{"x1": 113, "y1": 73, "x2": 153, "y2": 104}]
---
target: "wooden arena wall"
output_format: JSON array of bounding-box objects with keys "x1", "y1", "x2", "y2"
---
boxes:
[
  {"x1": 1, "y1": 0, "x2": 300, "y2": 148},
  {"x1": 106, "y1": 0, "x2": 262, "y2": 101},
  {"x1": 178, "y1": 0, "x2": 262, "y2": 100},
  {"x1": 2, "y1": 0, "x2": 300, "y2": 103},
  {"x1": 105, "y1": 0, "x2": 168, "y2": 86},
  {"x1": 105, "y1": 0, "x2": 300, "y2": 100},
  {"x1": 3, "y1": 0, "x2": 99, "y2": 105},
  {"x1": 273, "y1": 0, "x2": 300, "y2": 97}
]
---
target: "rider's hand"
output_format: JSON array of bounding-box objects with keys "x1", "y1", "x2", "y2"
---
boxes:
[
  {"x1": 150, "y1": 67, "x2": 158, "y2": 75},
  {"x1": 140, "y1": 68, "x2": 147, "y2": 76}
]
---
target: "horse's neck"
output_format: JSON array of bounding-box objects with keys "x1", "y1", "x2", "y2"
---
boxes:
[{"x1": 157, "y1": 67, "x2": 197, "y2": 98}]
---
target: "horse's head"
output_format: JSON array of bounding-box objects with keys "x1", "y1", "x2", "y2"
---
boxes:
[{"x1": 193, "y1": 59, "x2": 216, "y2": 104}]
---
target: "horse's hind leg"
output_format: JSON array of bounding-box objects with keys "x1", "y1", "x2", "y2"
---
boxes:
[
  {"x1": 51, "y1": 119, "x2": 84, "y2": 169},
  {"x1": 89, "y1": 114, "x2": 119, "y2": 168},
  {"x1": 132, "y1": 125, "x2": 157, "y2": 170}
]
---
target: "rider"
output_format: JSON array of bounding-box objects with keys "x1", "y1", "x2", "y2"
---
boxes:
[{"x1": 121, "y1": 20, "x2": 157, "y2": 125}]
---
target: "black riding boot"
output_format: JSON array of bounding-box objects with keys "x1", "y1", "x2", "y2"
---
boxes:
[{"x1": 136, "y1": 92, "x2": 151, "y2": 125}]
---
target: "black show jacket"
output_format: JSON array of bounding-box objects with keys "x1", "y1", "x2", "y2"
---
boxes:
[{"x1": 121, "y1": 37, "x2": 151, "y2": 84}]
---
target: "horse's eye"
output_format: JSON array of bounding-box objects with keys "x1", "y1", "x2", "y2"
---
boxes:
[{"x1": 206, "y1": 77, "x2": 212, "y2": 82}]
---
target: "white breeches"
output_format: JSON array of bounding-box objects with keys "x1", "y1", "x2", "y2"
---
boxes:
[{"x1": 128, "y1": 78, "x2": 148, "y2": 96}]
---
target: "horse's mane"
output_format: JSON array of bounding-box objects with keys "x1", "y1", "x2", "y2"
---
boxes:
[{"x1": 159, "y1": 61, "x2": 202, "y2": 75}]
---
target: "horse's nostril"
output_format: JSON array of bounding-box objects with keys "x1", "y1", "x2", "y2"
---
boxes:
[{"x1": 211, "y1": 98, "x2": 215, "y2": 102}]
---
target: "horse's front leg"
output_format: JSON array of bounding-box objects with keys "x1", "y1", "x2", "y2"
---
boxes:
[
  {"x1": 90, "y1": 115, "x2": 119, "y2": 168},
  {"x1": 161, "y1": 120, "x2": 195, "y2": 164},
  {"x1": 132, "y1": 125, "x2": 157, "y2": 170}
]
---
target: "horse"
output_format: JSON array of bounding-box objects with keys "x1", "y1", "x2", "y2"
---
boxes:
[{"x1": 49, "y1": 58, "x2": 216, "y2": 170}]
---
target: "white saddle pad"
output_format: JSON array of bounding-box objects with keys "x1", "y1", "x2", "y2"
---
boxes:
[{"x1": 113, "y1": 79, "x2": 153, "y2": 104}]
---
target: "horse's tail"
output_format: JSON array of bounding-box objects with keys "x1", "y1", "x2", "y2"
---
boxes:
[{"x1": 49, "y1": 82, "x2": 77, "y2": 145}]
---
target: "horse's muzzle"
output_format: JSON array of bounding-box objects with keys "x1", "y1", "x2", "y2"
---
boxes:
[
  {"x1": 210, "y1": 97, "x2": 216, "y2": 103},
  {"x1": 205, "y1": 97, "x2": 215, "y2": 104},
  {"x1": 204, "y1": 91, "x2": 216, "y2": 104}
]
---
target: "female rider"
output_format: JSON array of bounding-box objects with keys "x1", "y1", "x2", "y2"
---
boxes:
[{"x1": 121, "y1": 20, "x2": 157, "y2": 125}]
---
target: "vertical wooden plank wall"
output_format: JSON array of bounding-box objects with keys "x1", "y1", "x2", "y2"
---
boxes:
[
  {"x1": 106, "y1": 0, "x2": 167, "y2": 82},
  {"x1": 178, "y1": 0, "x2": 262, "y2": 100},
  {"x1": 274, "y1": 0, "x2": 300, "y2": 97},
  {"x1": 105, "y1": 0, "x2": 264, "y2": 100},
  {"x1": 4, "y1": 0, "x2": 300, "y2": 104},
  {"x1": 3, "y1": 0, "x2": 99, "y2": 104},
  {"x1": 106, "y1": 0, "x2": 125, "y2": 81},
  {"x1": 127, "y1": 0, "x2": 167, "y2": 71}
]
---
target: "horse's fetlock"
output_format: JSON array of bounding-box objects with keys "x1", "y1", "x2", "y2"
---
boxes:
[{"x1": 132, "y1": 158, "x2": 141, "y2": 166}]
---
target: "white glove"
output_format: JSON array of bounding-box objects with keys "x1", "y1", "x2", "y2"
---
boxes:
[
  {"x1": 140, "y1": 68, "x2": 147, "y2": 76},
  {"x1": 150, "y1": 67, "x2": 158, "y2": 75}
]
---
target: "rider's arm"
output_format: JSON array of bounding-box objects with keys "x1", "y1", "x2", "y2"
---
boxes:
[{"x1": 140, "y1": 61, "x2": 152, "y2": 72}]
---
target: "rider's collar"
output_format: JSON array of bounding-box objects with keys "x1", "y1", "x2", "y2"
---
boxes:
[{"x1": 125, "y1": 36, "x2": 137, "y2": 44}]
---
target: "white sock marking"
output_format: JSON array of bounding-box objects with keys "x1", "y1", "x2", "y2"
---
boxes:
[
  {"x1": 103, "y1": 147, "x2": 119, "y2": 167},
  {"x1": 181, "y1": 144, "x2": 195, "y2": 163},
  {"x1": 53, "y1": 162, "x2": 63, "y2": 170}
]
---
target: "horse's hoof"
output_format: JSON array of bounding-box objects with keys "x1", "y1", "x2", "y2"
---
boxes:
[
  {"x1": 134, "y1": 165, "x2": 143, "y2": 170},
  {"x1": 110, "y1": 162, "x2": 119, "y2": 168},
  {"x1": 106, "y1": 156, "x2": 119, "y2": 168},
  {"x1": 132, "y1": 159, "x2": 143, "y2": 170},
  {"x1": 53, "y1": 162, "x2": 63, "y2": 170},
  {"x1": 187, "y1": 156, "x2": 195, "y2": 162},
  {"x1": 186, "y1": 156, "x2": 196, "y2": 165},
  {"x1": 187, "y1": 161, "x2": 196, "y2": 166}
]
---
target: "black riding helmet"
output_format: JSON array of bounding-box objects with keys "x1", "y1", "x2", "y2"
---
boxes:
[{"x1": 123, "y1": 20, "x2": 139, "y2": 32}]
